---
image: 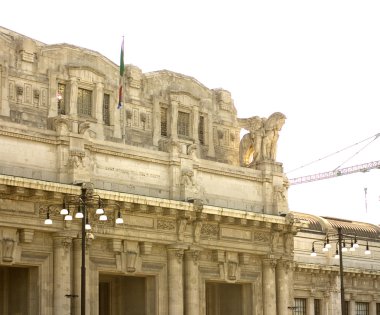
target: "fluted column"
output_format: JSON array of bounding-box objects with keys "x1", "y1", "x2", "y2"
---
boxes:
[
  {"x1": 53, "y1": 236, "x2": 72, "y2": 315},
  {"x1": 167, "y1": 245, "x2": 186, "y2": 315},
  {"x1": 263, "y1": 258, "x2": 277, "y2": 315},
  {"x1": 276, "y1": 259, "x2": 291, "y2": 315},
  {"x1": 185, "y1": 248, "x2": 201, "y2": 315}
]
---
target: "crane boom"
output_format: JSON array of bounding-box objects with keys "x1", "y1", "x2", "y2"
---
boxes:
[{"x1": 289, "y1": 160, "x2": 380, "y2": 185}]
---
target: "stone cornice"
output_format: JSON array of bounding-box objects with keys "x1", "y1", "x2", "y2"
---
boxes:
[
  {"x1": 0, "y1": 175, "x2": 289, "y2": 229},
  {"x1": 0, "y1": 129, "x2": 62, "y2": 145},
  {"x1": 295, "y1": 262, "x2": 380, "y2": 277}
]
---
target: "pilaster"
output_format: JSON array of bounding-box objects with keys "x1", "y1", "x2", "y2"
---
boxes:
[
  {"x1": 53, "y1": 235, "x2": 73, "y2": 315},
  {"x1": 184, "y1": 247, "x2": 201, "y2": 315},
  {"x1": 167, "y1": 244, "x2": 187, "y2": 315},
  {"x1": 262, "y1": 257, "x2": 277, "y2": 315}
]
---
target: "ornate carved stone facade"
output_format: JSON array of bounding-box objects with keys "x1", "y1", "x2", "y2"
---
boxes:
[{"x1": 0, "y1": 27, "x2": 379, "y2": 315}]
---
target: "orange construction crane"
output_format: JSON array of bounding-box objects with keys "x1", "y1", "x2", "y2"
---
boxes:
[{"x1": 289, "y1": 160, "x2": 380, "y2": 185}]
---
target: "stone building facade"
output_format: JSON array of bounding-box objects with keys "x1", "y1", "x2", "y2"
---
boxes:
[{"x1": 0, "y1": 26, "x2": 379, "y2": 315}]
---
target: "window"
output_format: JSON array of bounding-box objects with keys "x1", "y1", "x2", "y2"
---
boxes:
[
  {"x1": 199, "y1": 115, "x2": 205, "y2": 144},
  {"x1": 103, "y1": 94, "x2": 110, "y2": 125},
  {"x1": 376, "y1": 303, "x2": 380, "y2": 315},
  {"x1": 294, "y1": 298, "x2": 306, "y2": 315},
  {"x1": 57, "y1": 83, "x2": 66, "y2": 114},
  {"x1": 177, "y1": 111, "x2": 190, "y2": 137},
  {"x1": 343, "y1": 301, "x2": 350, "y2": 315},
  {"x1": 77, "y1": 88, "x2": 92, "y2": 116},
  {"x1": 356, "y1": 302, "x2": 369, "y2": 315},
  {"x1": 314, "y1": 299, "x2": 321, "y2": 315},
  {"x1": 161, "y1": 107, "x2": 167, "y2": 136}
]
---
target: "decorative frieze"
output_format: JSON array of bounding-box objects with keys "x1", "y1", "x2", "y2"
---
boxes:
[
  {"x1": 201, "y1": 224, "x2": 219, "y2": 238},
  {"x1": 157, "y1": 219, "x2": 176, "y2": 231}
]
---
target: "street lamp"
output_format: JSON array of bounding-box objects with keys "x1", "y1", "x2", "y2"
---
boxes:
[
  {"x1": 310, "y1": 227, "x2": 371, "y2": 314},
  {"x1": 43, "y1": 183, "x2": 124, "y2": 315}
]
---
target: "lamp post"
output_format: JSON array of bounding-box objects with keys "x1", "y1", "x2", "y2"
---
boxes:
[
  {"x1": 310, "y1": 227, "x2": 371, "y2": 315},
  {"x1": 43, "y1": 183, "x2": 124, "y2": 315}
]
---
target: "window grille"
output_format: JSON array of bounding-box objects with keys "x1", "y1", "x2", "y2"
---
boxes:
[
  {"x1": 294, "y1": 298, "x2": 306, "y2": 315},
  {"x1": 77, "y1": 88, "x2": 92, "y2": 116},
  {"x1": 160, "y1": 108, "x2": 167, "y2": 136},
  {"x1": 199, "y1": 115, "x2": 205, "y2": 144},
  {"x1": 103, "y1": 94, "x2": 110, "y2": 125},
  {"x1": 314, "y1": 299, "x2": 321, "y2": 315},
  {"x1": 356, "y1": 302, "x2": 369, "y2": 315},
  {"x1": 177, "y1": 111, "x2": 190, "y2": 137},
  {"x1": 58, "y1": 83, "x2": 66, "y2": 114}
]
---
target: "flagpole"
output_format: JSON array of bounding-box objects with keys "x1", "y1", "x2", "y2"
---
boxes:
[{"x1": 118, "y1": 36, "x2": 126, "y2": 142}]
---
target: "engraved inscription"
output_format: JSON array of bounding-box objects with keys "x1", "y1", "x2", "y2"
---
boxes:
[
  {"x1": 125, "y1": 216, "x2": 154, "y2": 228},
  {"x1": 220, "y1": 227, "x2": 251, "y2": 240}
]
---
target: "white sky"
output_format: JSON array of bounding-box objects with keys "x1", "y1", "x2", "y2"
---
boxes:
[{"x1": 2, "y1": 0, "x2": 380, "y2": 224}]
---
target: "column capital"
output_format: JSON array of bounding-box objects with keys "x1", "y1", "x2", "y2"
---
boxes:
[{"x1": 263, "y1": 257, "x2": 277, "y2": 270}]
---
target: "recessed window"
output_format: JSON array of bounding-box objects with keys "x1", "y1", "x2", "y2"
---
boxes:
[
  {"x1": 177, "y1": 111, "x2": 190, "y2": 137},
  {"x1": 77, "y1": 88, "x2": 92, "y2": 116},
  {"x1": 199, "y1": 115, "x2": 205, "y2": 144},
  {"x1": 103, "y1": 94, "x2": 110, "y2": 125},
  {"x1": 294, "y1": 298, "x2": 306, "y2": 315},
  {"x1": 356, "y1": 302, "x2": 369, "y2": 315},
  {"x1": 161, "y1": 107, "x2": 167, "y2": 136},
  {"x1": 314, "y1": 299, "x2": 321, "y2": 315}
]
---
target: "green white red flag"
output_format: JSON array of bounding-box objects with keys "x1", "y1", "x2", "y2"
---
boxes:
[{"x1": 118, "y1": 37, "x2": 125, "y2": 109}]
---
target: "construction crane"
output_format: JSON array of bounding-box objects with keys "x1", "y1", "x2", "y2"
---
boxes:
[
  {"x1": 289, "y1": 160, "x2": 380, "y2": 185},
  {"x1": 288, "y1": 133, "x2": 380, "y2": 185}
]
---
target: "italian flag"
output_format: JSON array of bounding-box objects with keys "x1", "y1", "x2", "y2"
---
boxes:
[{"x1": 118, "y1": 37, "x2": 125, "y2": 109}]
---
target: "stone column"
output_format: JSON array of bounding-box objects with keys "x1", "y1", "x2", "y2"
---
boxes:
[
  {"x1": 349, "y1": 299, "x2": 355, "y2": 315},
  {"x1": 68, "y1": 77, "x2": 78, "y2": 115},
  {"x1": 170, "y1": 101, "x2": 178, "y2": 140},
  {"x1": 369, "y1": 301, "x2": 376, "y2": 315},
  {"x1": 307, "y1": 298, "x2": 314, "y2": 315},
  {"x1": 152, "y1": 96, "x2": 161, "y2": 146},
  {"x1": 48, "y1": 70, "x2": 58, "y2": 117},
  {"x1": 192, "y1": 107, "x2": 199, "y2": 143},
  {"x1": 167, "y1": 245, "x2": 187, "y2": 315},
  {"x1": 207, "y1": 114, "x2": 215, "y2": 157},
  {"x1": 94, "y1": 82, "x2": 104, "y2": 122},
  {"x1": 263, "y1": 258, "x2": 277, "y2": 315},
  {"x1": 276, "y1": 259, "x2": 291, "y2": 315},
  {"x1": 53, "y1": 236, "x2": 72, "y2": 315},
  {"x1": 185, "y1": 248, "x2": 201, "y2": 315}
]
